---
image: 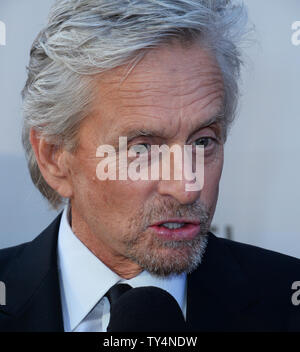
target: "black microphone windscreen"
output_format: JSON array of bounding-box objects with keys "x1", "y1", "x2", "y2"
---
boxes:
[{"x1": 106, "y1": 286, "x2": 187, "y2": 332}]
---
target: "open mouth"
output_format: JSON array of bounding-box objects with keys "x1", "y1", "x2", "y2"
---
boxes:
[{"x1": 149, "y1": 222, "x2": 201, "y2": 240}]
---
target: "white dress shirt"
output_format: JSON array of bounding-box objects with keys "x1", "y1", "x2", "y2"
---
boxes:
[{"x1": 57, "y1": 203, "x2": 187, "y2": 332}]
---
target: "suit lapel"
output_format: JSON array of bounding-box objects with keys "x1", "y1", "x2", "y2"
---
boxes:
[
  {"x1": 0, "y1": 213, "x2": 64, "y2": 331},
  {"x1": 186, "y1": 233, "x2": 260, "y2": 331}
]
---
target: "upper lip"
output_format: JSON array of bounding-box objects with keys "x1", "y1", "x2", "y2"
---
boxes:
[{"x1": 150, "y1": 218, "x2": 200, "y2": 226}]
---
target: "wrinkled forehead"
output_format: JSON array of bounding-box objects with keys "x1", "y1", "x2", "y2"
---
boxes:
[
  {"x1": 99, "y1": 43, "x2": 223, "y2": 95},
  {"x1": 87, "y1": 43, "x2": 225, "y2": 141}
]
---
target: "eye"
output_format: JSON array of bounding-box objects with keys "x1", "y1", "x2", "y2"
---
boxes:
[
  {"x1": 129, "y1": 143, "x2": 151, "y2": 155},
  {"x1": 193, "y1": 137, "x2": 215, "y2": 148}
]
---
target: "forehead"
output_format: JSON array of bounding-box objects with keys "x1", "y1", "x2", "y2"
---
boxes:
[{"x1": 90, "y1": 43, "x2": 225, "y2": 138}]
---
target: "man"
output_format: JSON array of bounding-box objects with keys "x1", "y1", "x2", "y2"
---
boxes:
[{"x1": 0, "y1": 0, "x2": 299, "y2": 332}]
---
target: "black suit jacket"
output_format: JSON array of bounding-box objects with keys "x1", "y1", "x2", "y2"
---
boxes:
[{"x1": 0, "y1": 213, "x2": 299, "y2": 331}]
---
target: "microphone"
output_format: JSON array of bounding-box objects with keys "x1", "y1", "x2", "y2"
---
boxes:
[{"x1": 106, "y1": 286, "x2": 187, "y2": 332}]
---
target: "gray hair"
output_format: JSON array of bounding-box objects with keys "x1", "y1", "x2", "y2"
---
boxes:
[{"x1": 22, "y1": 0, "x2": 250, "y2": 209}]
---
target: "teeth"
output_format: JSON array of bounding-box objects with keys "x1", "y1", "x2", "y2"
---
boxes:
[{"x1": 161, "y1": 222, "x2": 185, "y2": 229}]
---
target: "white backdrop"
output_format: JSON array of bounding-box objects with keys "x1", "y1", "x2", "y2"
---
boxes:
[{"x1": 0, "y1": 0, "x2": 300, "y2": 258}]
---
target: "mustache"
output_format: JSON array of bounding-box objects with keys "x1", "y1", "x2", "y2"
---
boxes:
[{"x1": 142, "y1": 198, "x2": 210, "y2": 228}]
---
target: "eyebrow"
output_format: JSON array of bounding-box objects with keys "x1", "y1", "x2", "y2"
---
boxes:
[{"x1": 116, "y1": 111, "x2": 225, "y2": 144}]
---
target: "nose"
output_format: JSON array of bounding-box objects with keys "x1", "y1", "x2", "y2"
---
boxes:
[
  {"x1": 155, "y1": 145, "x2": 203, "y2": 205},
  {"x1": 157, "y1": 179, "x2": 201, "y2": 205}
]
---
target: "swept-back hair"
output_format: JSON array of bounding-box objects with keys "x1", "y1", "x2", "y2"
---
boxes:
[{"x1": 22, "y1": 0, "x2": 249, "y2": 209}]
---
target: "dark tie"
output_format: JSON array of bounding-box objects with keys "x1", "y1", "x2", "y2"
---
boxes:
[{"x1": 105, "y1": 283, "x2": 132, "y2": 309}]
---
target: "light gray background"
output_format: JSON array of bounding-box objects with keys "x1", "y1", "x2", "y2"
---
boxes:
[{"x1": 0, "y1": 0, "x2": 300, "y2": 258}]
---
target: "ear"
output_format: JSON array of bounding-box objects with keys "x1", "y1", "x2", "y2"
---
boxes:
[{"x1": 30, "y1": 128, "x2": 73, "y2": 199}]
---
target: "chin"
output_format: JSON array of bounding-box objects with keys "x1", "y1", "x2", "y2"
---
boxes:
[{"x1": 124, "y1": 233, "x2": 209, "y2": 277}]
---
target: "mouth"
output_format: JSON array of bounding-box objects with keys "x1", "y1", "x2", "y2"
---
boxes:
[{"x1": 148, "y1": 218, "x2": 201, "y2": 240}]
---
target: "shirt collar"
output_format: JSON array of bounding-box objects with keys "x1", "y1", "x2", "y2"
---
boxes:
[{"x1": 57, "y1": 203, "x2": 187, "y2": 331}]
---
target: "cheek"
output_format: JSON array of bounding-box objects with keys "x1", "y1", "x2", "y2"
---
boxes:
[
  {"x1": 83, "y1": 175, "x2": 153, "y2": 221},
  {"x1": 98, "y1": 181, "x2": 136, "y2": 211}
]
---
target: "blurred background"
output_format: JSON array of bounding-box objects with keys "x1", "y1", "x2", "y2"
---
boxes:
[{"x1": 0, "y1": 0, "x2": 299, "y2": 257}]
